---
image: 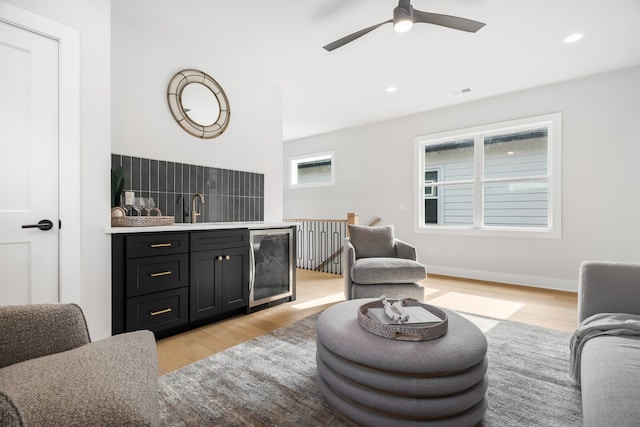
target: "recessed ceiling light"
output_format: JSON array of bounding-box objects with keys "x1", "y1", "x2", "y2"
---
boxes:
[
  {"x1": 386, "y1": 86, "x2": 397, "y2": 93},
  {"x1": 563, "y1": 33, "x2": 583, "y2": 44}
]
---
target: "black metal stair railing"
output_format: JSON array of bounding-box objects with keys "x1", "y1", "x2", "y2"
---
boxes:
[{"x1": 284, "y1": 219, "x2": 347, "y2": 275}]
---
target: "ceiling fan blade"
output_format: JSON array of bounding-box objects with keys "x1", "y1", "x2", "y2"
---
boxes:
[
  {"x1": 323, "y1": 19, "x2": 392, "y2": 51},
  {"x1": 413, "y1": 10, "x2": 485, "y2": 33}
]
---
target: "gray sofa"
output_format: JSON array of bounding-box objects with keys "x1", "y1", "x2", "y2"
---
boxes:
[
  {"x1": 572, "y1": 261, "x2": 640, "y2": 427},
  {"x1": 0, "y1": 303, "x2": 160, "y2": 426}
]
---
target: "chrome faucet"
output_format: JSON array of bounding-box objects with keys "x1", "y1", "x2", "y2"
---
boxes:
[{"x1": 191, "y1": 193, "x2": 205, "y2": 223}]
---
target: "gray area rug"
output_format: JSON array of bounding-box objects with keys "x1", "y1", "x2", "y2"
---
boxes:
[{"x1": 159, "y1": 311, "x2": 582, "y2": 426}]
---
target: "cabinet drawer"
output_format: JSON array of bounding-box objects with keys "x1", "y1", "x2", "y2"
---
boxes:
[
  {"x1": 191, "y1": 229, "x2": 249, "y2": 252},
  {"x1": 126, "y1": 253, "x2": 188, "y2": 297},
  {"x1": 126, "y1": 288, "x2": 188, "y2": 333},
  {"x1": 126, "y1": 233, "x2": 188, "y2": 258}
]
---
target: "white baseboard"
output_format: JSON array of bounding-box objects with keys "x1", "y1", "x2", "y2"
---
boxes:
[{"x1": 426, "y1": 265, "x2": 578, "y2": 293}]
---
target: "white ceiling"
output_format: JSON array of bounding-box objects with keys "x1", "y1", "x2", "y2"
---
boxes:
[{"x1": 121, "y1": 0, "x2": 640, "y2": 141}]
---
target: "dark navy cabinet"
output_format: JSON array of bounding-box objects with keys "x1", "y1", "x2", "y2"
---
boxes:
[
  {"x1": 189, "y1": 230, "x2": 249, "y2": 321},
  {"x1": 112, "y1": 229, "x2": 249, "y2": 337}
]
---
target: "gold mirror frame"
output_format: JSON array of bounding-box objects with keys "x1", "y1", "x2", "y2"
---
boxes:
[{"x1": 167, "y1": 69, "x2": 231, "y2": 139}]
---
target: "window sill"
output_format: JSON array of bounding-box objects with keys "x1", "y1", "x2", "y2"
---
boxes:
[{"x1": 414, "y1": 225, "x2": 561, "y2": 239}]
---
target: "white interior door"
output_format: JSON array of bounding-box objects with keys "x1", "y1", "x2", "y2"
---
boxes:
[{"x1": 0, "y1": 20, "x2": 59, "y2": 305}]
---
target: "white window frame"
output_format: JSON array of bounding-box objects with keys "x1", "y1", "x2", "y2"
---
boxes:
[
  {"x1": 289, "y1": 150, "x2": 335, "y2": 188},
  {"x1": 414, "y1": 113, "x2": 562, "y2": 238}
]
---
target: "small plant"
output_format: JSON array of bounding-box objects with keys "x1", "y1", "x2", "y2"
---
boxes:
[{"x1": 111, "y1": 168, "x2": 125, "y2": 208}]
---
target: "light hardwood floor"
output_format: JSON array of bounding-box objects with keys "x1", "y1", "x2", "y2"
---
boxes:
[{"x1": 156, "y1": 269, "x2": 578, "y2": 375}]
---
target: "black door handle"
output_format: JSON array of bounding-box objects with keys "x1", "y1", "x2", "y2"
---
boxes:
[{"x1": 22, "y1": 219, "x2": 53, "y2": 231}]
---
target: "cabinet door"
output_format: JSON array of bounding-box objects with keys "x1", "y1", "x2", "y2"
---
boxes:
[
  {"x1": 221, "y1": 246, "x2": 249, "y2": 311},
  {"x1": 190, "y1": 249, "x2": 223, "y2": 321}
]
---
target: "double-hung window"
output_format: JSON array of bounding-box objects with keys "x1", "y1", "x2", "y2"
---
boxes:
[{"x1": 415, "y1": 113, "x2": 561, "y2": 237}]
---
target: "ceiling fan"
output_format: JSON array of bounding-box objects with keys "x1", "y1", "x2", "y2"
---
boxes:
[{"x1": 323, "y1": 0, "x2": 486, "y2": 52}]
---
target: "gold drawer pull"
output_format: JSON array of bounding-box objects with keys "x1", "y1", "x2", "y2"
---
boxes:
[
  {"x1": 149, "y1": 271, "x2": 172, "y2": 278},
  {"x1": 149, "y1": 243, "x2": 172, "y2": 248},
  {"x1": 150, "y1": 308, "x2": 172, "y2": 316}
]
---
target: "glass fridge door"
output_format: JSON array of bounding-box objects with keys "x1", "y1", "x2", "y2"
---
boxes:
[{"x1": 249, "y1": 228, "x2": 293, "y2": 307}]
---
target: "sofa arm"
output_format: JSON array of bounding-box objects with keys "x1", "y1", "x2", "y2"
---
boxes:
[
  {"x1": 0, "y1": 330, "x2": 159, "y2": 426},
  {"x1": 343, "y1": 238, "x2": 356, "y2": 299},
  {"x1": 0, "y1": 304, "x2": 90, "y2": 369},
  {"x1": 394, "y1": 239, "x2": 417, "y2": 261},
  {"x1": 578, "y1": 261, "x2": 640, "y2": 322}
]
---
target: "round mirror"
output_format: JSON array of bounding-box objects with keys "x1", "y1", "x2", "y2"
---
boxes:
[
  {"x1": 182, "y1": 83, "x2": 220, "y2": 125},
  {"x1": 167, "y1": 69, "x2": 231, "y2": 139}
]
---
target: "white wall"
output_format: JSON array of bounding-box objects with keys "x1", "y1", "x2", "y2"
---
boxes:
[
  {"x1": 7, "y1": 0, "x2": 284, "y2": 340},
  {"x1": 284, "y1": 66, "x2": 640, "y2": 292},
  {"x1": 110, "y1": 3, "x2": 283, "y2": 222},
  {"x1": 4, "y1": 0, "x2": 112, "y2": 338}
]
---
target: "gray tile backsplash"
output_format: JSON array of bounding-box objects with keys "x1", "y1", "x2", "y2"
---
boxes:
[{"x1": 112, "y1": 154, "x2": 264, "y2": 223}]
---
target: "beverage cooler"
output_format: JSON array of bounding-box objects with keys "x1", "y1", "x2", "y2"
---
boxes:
[{"x1": 248, "y1": 227, "x2": 295, "y2": 311}]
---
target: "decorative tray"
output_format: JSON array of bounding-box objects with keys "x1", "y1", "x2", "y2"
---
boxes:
[
  {"x1": 112, "y1": 215, "x2": 175, "y2": 227},
  {"x1": 358, "y1": 298, "x2": 448, "y2": 341}
]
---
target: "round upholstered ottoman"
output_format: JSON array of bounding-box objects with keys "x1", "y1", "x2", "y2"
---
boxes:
[{"x1": 316, "y1": 299, "x2": 488, "y2": 426}]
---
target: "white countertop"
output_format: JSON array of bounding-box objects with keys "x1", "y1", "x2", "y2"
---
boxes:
[{"x1": 105, "y1": 221, "x2": 296, "y2": 234}]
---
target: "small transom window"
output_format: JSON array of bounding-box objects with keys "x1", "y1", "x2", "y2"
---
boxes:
[{"x1": 289, "y1": 151, "x2": 335, "y2": 188}]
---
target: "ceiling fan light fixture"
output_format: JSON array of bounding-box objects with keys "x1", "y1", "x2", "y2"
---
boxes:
[
  {"x1": 322, "y1": 0, "x2": 486, "y2": 51},
  {"x1": 393, "y1": 19, "x2": 413, "y2": 33},
  {"x1": 393, "y1": 3, "x2": 414, "y2": 33}
]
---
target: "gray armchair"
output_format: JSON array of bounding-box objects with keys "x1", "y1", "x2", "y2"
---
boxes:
[
  {"x1": 343, "y1": 224, "x2": 427, "y2": 300},
  {"x1": 0, "y1": 304, "x2": 159, "y2": 426}
]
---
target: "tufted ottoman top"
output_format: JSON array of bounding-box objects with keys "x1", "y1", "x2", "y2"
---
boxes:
[{"x1": 316, "y1": 298, "x2": 487, "y2": 375}]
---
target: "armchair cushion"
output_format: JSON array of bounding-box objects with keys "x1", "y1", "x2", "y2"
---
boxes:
[
  {"x1": 351, "y1": 258, "x2": 427, "y2": 284},
  {"x1": 348, "y1": 224, "x2": 395, "y2": 259}
]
